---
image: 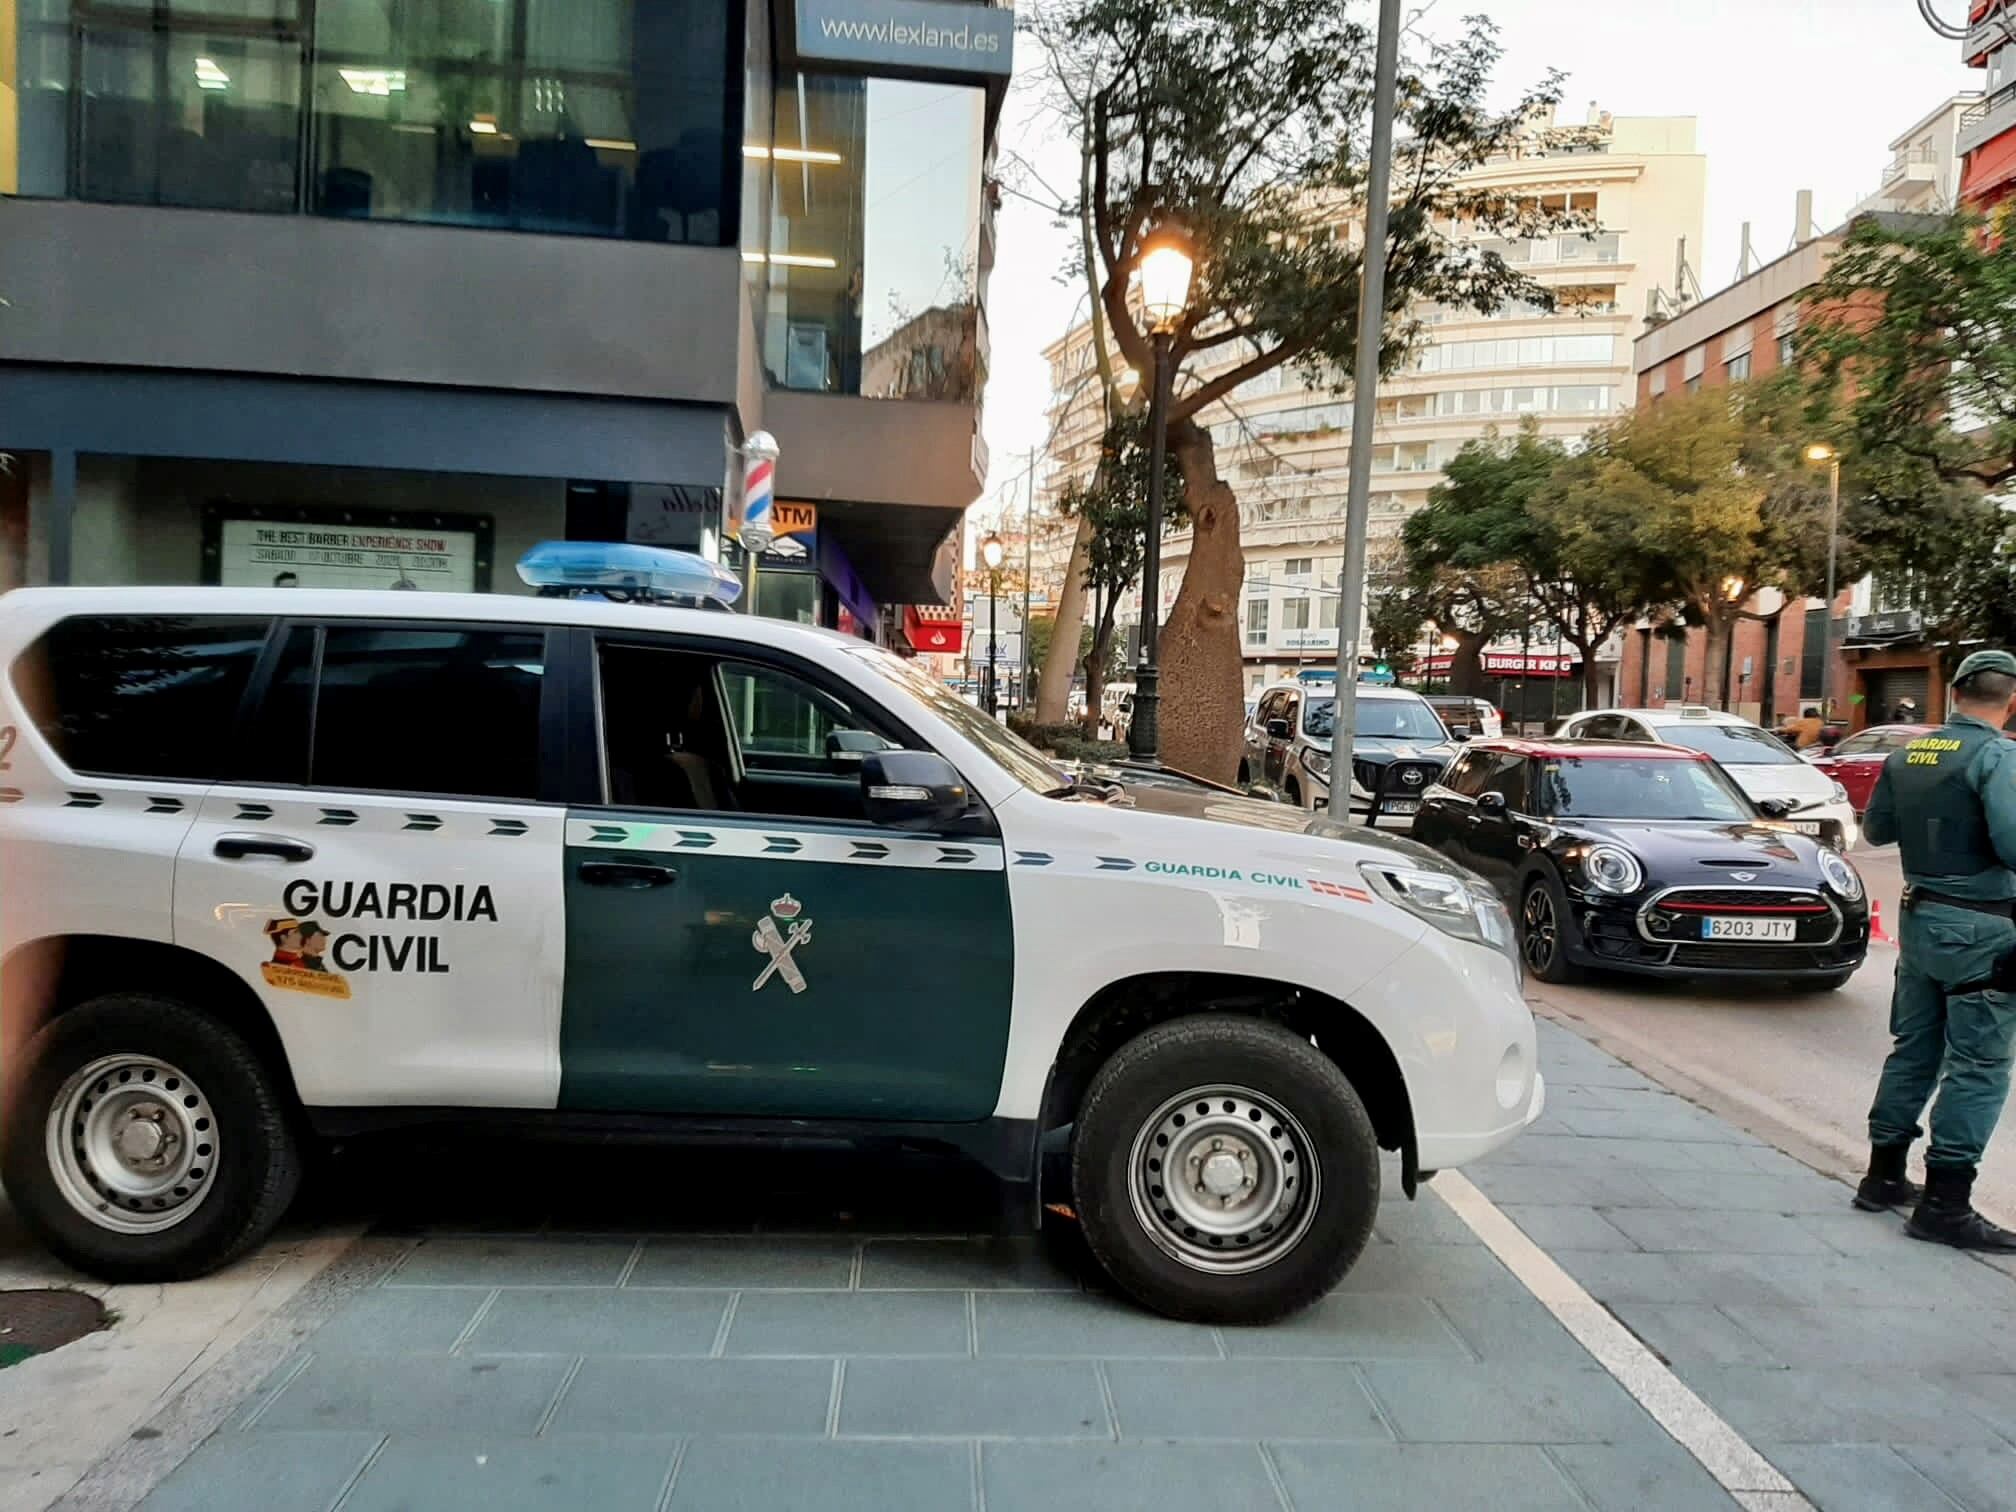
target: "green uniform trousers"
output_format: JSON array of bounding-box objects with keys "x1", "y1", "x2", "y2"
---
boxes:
[{"x1": 1868, "y1": 901, "x2": 2016, "y2": 1168}]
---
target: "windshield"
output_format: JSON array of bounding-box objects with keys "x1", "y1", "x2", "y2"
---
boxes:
[
  {"x1": 838, "y1": 642, "x2": 1062, "y2": 793},
  {"x1": 1650, "y1": 721, "x2": 1801, "y2": 766},
  {"x1": 1538, "y1": 756, "x2": 1754, "y2": 821},
  {"x1": 1305, "y1": 696, "x2": 1445, "y2": 742}
]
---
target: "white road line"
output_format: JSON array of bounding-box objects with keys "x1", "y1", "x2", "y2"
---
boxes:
[{"x1": 1431, "y1": 1170, "x2": 1815, "y2": 1512}]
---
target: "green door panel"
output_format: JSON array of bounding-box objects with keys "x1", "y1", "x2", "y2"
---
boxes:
[{"x1": 558, "y1": 814, "x2": 1015, "y2": 1120}]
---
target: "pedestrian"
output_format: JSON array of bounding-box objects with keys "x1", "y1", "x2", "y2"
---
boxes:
[
  {"x1": 1857, "y1": 650, "x2": 2016, "y2": 1250},
  {"x1": 1783, "y1": 703, "x2": 1824, "y2": 750}
]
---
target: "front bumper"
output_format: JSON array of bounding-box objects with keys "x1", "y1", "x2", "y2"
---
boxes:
[
  {"x1": 1564, "y1": 890, "x2": 1870, "y2": 977},
  {"x1": 1418, "y1": 1071, "x2": 1546, "y2": 1171}
]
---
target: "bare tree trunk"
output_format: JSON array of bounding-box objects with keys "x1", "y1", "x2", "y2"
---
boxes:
[
  {"x1": 1448, "y1": 631, "x2": 1489, "y2": 696},
  {"x1": 1701, "y1": 614, "x2": 1732, "y2": 710},
  {"x1": 1036, "y1": 514, "x2": 1094, "y2": 723},
  {"x1": 1160, "y1": 420, "x2": 1248, "y2": 782}
]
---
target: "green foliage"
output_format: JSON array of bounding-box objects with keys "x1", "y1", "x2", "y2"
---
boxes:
[{"x1": 1006, "y1": 716, "x2": 1129, "y2": 765}]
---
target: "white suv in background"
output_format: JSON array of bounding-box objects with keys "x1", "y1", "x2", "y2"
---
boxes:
[{"x1": 1552, "y1": 705, "x2": 1859, "y2": 848}]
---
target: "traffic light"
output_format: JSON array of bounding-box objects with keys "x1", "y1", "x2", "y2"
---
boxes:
[{"x1": 1374, "y1": 661, "x2": 1390, "y2": 676}]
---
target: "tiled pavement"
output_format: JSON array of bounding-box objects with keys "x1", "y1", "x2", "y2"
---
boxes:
[{"x1": 94, "y1": 1021, "x2": 2016, "y2": 1511}]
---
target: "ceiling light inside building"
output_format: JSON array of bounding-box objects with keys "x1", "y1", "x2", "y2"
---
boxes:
[
  {"x1": 741, "y1": 145, "x2": 843, "y2": 165},
  {"x1": 339, "y1": 67, "x2": 407, "y2": 96},
  {"x1": 584, "y1": 138, "x2": 637, "y2": 152},
  {"x1": 194, "y1": 57, "x2": 229, "y2": 90},
  {"x1": 468, "y1": 117, "x2": 500, "y2": 135},
  {"x1": 741, "y1": 251, "x2": 841, "y2": 269}
]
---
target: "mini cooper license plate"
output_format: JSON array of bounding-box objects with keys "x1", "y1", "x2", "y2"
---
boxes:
[
  {"x1": 1782, "y1": 820, "x2": 1821, "y2": 834},
  {"x1": 1704, "y1": 916, "x2": 1797, "y2": 941},
  {"x1": 1381, "y1": 798, "x2": 1421, "y2": 815}
]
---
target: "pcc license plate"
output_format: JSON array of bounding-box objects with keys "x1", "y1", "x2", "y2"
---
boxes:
[
  {"x1": 1381, "y1": 798, "x2": 1421, "y2": 815},
  {"x1": 1704, "y1": 916, "x2": 1796, "y2": 942}
]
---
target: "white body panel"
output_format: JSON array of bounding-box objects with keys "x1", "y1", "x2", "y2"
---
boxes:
[{"x1": 175, "y1": 787, "x2": 566, "y2": 1108}]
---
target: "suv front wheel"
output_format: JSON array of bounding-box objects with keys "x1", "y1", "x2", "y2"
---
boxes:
[
  {"x1": 1, "y1": 994, "x2": 302, "y2": 1282},
  {"x1": 1071, "y1": 1015, "x2": 1379, "y2": 1323}
]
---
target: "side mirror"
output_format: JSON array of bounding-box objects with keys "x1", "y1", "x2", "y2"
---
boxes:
[
  {"x1": 861, "y1": 750, "x2": 970, "y2": 829},
  {"x1": 1756, "y1": 796, "x2": 1795, "y2": 818},
  {"x1": 826, "y1": 728, "x2": 891, "y2": 767},
  {"x1": 1475, "y1": 791, "x2": 1509, "y2": 815},
  {"x1": 1266, "y1": 718, "x2": 1292, "y2": 739}
]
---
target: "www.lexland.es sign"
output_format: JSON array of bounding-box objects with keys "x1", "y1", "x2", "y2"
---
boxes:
[{"x1": 796, "y1": 0, "x2": 1014, "y2": 77}]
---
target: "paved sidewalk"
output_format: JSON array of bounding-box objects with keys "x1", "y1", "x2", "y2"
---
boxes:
[{"x1": 31, "y1": 1019, "x2": 2016, "y2": 1512}]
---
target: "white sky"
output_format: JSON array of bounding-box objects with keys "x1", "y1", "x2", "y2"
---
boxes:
[{"x1": 972, "y1": 0, "x2": 1982, "y2": 523}]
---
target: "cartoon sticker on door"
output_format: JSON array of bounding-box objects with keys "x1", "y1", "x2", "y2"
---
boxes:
[{"x1": 261, "y1": 917, "x2": 353, "y2": 1000}]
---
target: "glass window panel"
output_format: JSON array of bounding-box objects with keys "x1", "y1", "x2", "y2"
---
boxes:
[
  {"x1": 77, "y1": 26, "x2": 302, "y2": 211},
  {"x1": 311, "y1": 0, "x2": 732, "y2": 242},
  {"x1": 766, "y1": 72, "x2": 983, "y2": 400}
]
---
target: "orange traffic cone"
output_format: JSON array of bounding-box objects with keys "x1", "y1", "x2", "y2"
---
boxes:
[{"x1": 1870, "y1": 899, "x2": 1895, "y2": 946}]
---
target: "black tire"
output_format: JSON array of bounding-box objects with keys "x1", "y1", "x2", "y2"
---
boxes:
[
  {"x1": 1070, "y1": 1015, "x2": 1380, "y2": 1324},
  {"x1": 1519, "y1": 874, "x2": 1584, "y2": 985},
  {"x1": 1237, "y1": 761, "x2": 1251, "y2": 786},
  {"x1": 1284, "y1": 778, "x2": 1303, "y2": 809},
  {"x1": 0, "y1": 994, "x2": 302, "y2": 1282}
]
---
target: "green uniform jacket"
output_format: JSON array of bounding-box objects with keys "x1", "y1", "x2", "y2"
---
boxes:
[{"x1": 1863, "y1": 712, "x2": 2016, "y2": 901}]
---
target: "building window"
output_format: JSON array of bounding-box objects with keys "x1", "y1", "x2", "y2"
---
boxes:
[
  {"x1": 12, "y1": 0, "x2": 740, "y2": 241},
  {"x1": 1246, "y1": 598, "x2": 1269, "y2": 646},
  {"x1": 1725, "y1": 352, "x2": 1751, "y2": 381},
  {"x1": 1282, "y1": 597, "x2": 1311, "y2": 630},
  {"x1": 764, "y1": 73, "x2": 986, "y2": 400},
  {"x1": 1319, "y1": 596, "x2": 1340, "y2": 630},
  {"x1": 1685, "y1": 375, "x2": 1703, "y2": 393},
  {"x1": 1778, "y1": 335, "x2": 1796, "y2": 366},
  {"x1": 1650, "y1": 368, "x2": 1668, "y2": 397},
  {"x1": 1284, "y1": 557, "x2": 1313, "y2": 576}
]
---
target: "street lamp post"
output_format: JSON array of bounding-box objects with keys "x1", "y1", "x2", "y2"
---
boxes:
[
  {"x1": 1129, "y1": 225, "x2": 1195, "y2": 764},
  {"x1": 1806, "y1": 445, "x2": 1843, "y2": 726},
  {"x1": 981, "y1": 532, "x2": 1005, "y2": 718}
]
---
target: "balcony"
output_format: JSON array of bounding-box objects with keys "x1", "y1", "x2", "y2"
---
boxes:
[{"x1": 1959, "y1": 85, "x2": 2016, "y2": 158}]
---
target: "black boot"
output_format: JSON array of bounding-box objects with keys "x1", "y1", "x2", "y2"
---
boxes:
[
  {"x1": 1905, "y1": 1164, "x2": 2016, "y2": 1252},
  {"x1": 1852, "y1": 1142, "x2": 1920, "y2": 1212}
]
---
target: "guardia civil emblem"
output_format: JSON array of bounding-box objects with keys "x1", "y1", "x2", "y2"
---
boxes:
[{"x1": 751, "y1": 893, "x2": 813, "y2": 994}]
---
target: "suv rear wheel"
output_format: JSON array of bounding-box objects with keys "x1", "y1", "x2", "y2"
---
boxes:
[
  {"x1": 0, "y1": 994, "x2": 301, "y2": 1281},
  {"x1": 1070, "y1": 1015, "x2": 1379, "y2": 1323}
]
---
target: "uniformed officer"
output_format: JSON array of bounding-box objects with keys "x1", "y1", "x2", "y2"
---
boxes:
[{"x1": 1857, "y1": 650, "x2": 2016, "y2": 1250}]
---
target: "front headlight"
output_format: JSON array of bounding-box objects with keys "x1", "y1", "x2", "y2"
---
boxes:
[
  {"x1": 1829, "y1": 780, "x2": 1850, "y2": 805},
  {"x1": 1303, "y1": 748, "x2": 1331, "y2": 780},
  {"x1": 1358, "y1": 862, "x2": 1515, "y2": 956},
  {"x1": 1582, "y1": 844, "x2": 1645, "y2": 895},
  {"x1": 1819, "y1": 846, "x2": 1864, "y2": 900}
]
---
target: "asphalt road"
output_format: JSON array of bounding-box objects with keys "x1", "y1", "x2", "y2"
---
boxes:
[{"x1": 1528, "y1": 841, "x2": 2016, "y2": 1228}]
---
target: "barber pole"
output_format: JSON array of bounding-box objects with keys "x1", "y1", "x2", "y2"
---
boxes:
[{"x1": 740, "y1": 431, "x2": 781, "y2": 552}]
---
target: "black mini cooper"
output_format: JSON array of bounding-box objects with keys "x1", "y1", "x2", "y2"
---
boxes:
[{"x1": 1411, "y1": 739, "x2": 1870, "y2": 988}]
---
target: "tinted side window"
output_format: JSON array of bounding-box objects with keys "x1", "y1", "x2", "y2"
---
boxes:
[
  {"x1": 1833, "y1": 732, "x2": 1879, "y2": 757},
  {"x1": 17, "y1": 615, "x2": 272, "y2": 780},
  {"x1": 312, "y1": 627, "x2": 547, "y2": 801},
  {"x1": 1579, "y1": 715, "x2": 1623, "y2": 741},
  {"x1": 1479, "y1": 753, "x2": 1530, "y2": 808},
  {"x1": 1440, "y1": 751, "x2": 1487, "y2": 797}
]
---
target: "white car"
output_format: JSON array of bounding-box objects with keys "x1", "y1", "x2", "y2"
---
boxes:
[
  {"x1": 0, "y1": 555, "x2": 1542, "y2": 1324},
  {"x1": 1553, "y1": 706, "x2": 1860, "y2": 848}
]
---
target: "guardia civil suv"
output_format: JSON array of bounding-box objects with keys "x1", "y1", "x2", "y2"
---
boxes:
[{"x1": 0, "y1": 550, "x2": 1542, "y2": 1323}]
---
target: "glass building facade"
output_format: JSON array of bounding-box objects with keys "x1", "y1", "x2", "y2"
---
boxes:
[{"x1": 8, "y1": 0, "x2": 736, "y2": 241}]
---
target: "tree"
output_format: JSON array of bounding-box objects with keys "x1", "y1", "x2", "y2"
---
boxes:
[
  {"x1": 1056, "y1": 0, "x2": 1574, "y2": 780},
  {"x1": 1803, "y1": 211, "x2": 2016, "y2": 665},
  {"x1": 1545, "y1": 384, "x2": 1834, "y2": 710},
  {"x1": 1366, "y1": 584, "x2": 1424, "y2": 677}
]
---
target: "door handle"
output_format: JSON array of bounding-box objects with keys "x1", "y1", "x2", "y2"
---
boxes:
[
  {"x1": 1465, "y1": 812, "x2": 1484, "y2": 826},
  {"x1": 214, "y1": 834, "x2": 315, "y2": 864},
  {"x1": 578, "y1": 861, "x2": 678, "y2": 889}
]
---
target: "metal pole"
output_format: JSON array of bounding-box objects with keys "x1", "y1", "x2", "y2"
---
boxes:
[
  {"x1": 986, "y1": 569, "x2": 1000, "y2": 718},
  {"x1": 1021, "y1": 453, "x2": 1035, "y2": 713},
  {"x1": 1819, "y1": 458, "x2": 1840, "y2": 725},
  {"x1": 1327, "y1": 0, "x2": 1402, "y2": 819},
  {"x1": 1129, "y1": 326, "x2": 1175, "y2": 762}
]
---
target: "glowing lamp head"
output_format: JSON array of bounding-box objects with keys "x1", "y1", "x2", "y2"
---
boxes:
[
  {"x1": 980, "y1": 533, "x2": 1006, "y2": 571},
  {"x1": 1138, "y1": 226, "x2": 1196, "y2": 332}
]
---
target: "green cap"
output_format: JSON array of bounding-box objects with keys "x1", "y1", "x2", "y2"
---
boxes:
[{"x1": 1953, "y1": 649, "x2": 2016, "y2": 684}]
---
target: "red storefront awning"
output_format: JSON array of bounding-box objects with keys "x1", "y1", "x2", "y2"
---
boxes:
[
  {"x1": 1425, "y1": 649, "x2": 1582, "y2": 677},
  {"x1": 904, "y1": 605, "x2": 965, "y2": 654}
]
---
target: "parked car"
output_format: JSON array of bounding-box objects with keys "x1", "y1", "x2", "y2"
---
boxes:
[
  {"x1": 0, "y1": 559, "x2": 1543, "y2": 1324},
  {"x1": 1412, "y1": 738, "x2": 1870, "y2": 989},
  {"x1": 1804, "y1": 723, "x2": 1934, "y2": 813},
  {"x1": 1240, "y1": 683, "x2": 1457, "y2": 822},
  {"x1": 1423, "y1": 696, "x2": 1503, "y2": 741},
  {"x1": 1551, "y1": 705, "x2": 1858, "y2": 848}
]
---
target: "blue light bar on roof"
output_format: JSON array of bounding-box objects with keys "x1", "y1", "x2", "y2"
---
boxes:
[{"x1": 515, "y1": 541, "x2": 743, "y2": 607}]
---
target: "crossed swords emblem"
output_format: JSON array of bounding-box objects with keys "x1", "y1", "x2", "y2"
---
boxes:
[{"x1": 751, "y1": 894, "x2": 814, "y2": 994}]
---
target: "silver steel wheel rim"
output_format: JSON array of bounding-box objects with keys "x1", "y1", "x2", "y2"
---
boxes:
[
  {"x1": 1523, "y1": 888, "x2": 1557, "y2": 972},
  {"x1": 45, "y1": 1054, "x2": 219, "y2": 1234},
  {"x1": 1126, "y1": 1083, "x2": 1321, "y2": 1275}
]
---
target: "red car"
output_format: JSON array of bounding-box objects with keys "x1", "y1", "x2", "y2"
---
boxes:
[{"x1": 1807, "y1": 724, "x2": 1934, "y2": 813}]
